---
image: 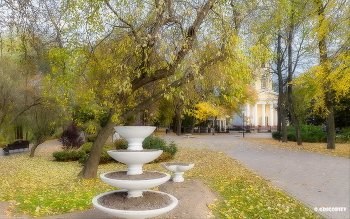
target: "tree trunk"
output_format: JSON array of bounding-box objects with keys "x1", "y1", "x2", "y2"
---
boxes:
[
  {"x1": 29, "y1": 143, "x2": 39, "y2": 158},
  {"x1": 276, "y1": 33, "x2": 287, "y2": 142},
  {"x1": 326, "y1": 91, "x2": 336, "y2": 149},
  {"x1": 78, "y1": 114, "x2": 115, "y2": 179},
  {"x1": 287, "y1": 90, "x2": 302, "y2": 144},
  {"x1": 315, "y1": 0, "x2": 335, "y2": 149},
  {"x1": 177, "y1": 115, "x2": 182, "y2": 136},
  {"x1": 287, "y1": 17, "x2": 302, "y2": 145},
  {"x1": 276, "y1": 33, "x2": 283, "y2": 133},
  {"x1": 281, "y1": 104, "x2": 288, "y2": 142},
  {"x1": 171, "y1": 116, "x2": 176, "y2": 134}
]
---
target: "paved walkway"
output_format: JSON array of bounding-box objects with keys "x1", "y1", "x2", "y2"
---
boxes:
[{"x1": 160, "y1": 132, "x2": 349, "y2": 219}]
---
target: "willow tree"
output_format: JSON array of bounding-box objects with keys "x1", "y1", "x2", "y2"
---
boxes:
[{"x1": 44, "y1": 0, "x2": 219, "y2": 179}]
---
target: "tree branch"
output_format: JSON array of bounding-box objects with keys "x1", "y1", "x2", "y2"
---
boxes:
[
  {"x1": 131, "y1": 0, "x2": 215, "y2": 91},
  {"x1": 104, "y1": 0, "x2": 141, "y2": 43}
]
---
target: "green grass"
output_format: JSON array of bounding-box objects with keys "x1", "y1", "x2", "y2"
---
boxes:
[
  {"x1": 0, "y1": 150, "x2": 117, "y2": 217},
  {"x1": 0, "y1": 145, "x2": 323, "y2": 218}
]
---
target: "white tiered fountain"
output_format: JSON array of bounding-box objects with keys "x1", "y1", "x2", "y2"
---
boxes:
[{"x1": 92, "y1": 126, "x2": 178, "y2": 219}]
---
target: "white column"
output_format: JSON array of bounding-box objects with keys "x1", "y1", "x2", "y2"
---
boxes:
[
  {"x1": 275, "y1": 107, "x2": 278, "y2": 126},
  {"x1": 270, "y1": 104, "x2": 274, "y2": 127},
  {"x1": 245, "y1": 104, "x2": 250, "y2": 123},
  {"x1": 253, "y1": 104, "x2": 258, "y2": 126},
  {"x1": 261, "y1": 103, "x2": 266, "y2": 126}
]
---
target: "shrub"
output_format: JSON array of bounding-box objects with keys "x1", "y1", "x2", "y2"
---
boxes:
[
  {"x1": 272, "y1": 131, "x2": 281, "y2": 140},
  {"x1": 143, "y1": 136, "x2": 177, "y2": 159},
  {"x1": 53, "y1": 150, "x2": 86, "y2": 162},
  {"x1": 114, "y1": 136, "x2": 177, "y2": 162},
  {"x1": 60, "y1": 122, "x2": 85, "y2": 150},
  {"x1": 80, "y1": 142, "x2": 93, "y2": 154},
  {"x1": 0, "y1": 142, "x2": 8, "y2": 149},
  {"x1": 273, "y1": 125, "x2": 327, "y2": 143},
  {"x1": 114, "y1": 138, "x2": 128, "y2": 150},
  {"x1": 78, "y1": 142, "x2": 115, "y2": 164},
  {"x1": 66, "y1": 136, "x2": 178, "y2": 165},
  {"x1": 287, "y1": 133, "x2": 296, "y2": 142},
  {"x1": 336, "y1": 127, "x2": 350, "y2": 143},
  {"x1": 86, "y1": 135, "x2": 97, "y2": 142},
  {"x1": 299, "y1": 125, "x2": 326, "y2": 143}
]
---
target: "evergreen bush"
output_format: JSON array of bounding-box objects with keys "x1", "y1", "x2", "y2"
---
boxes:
[
  {"x1": 53, "y1": 150, "x2": 86, "y2": 162},
  {"x1": 113, "y1": 138, "x2": 128, "y2": 150},
  {"x1": 114, "y1": 136, "x2": 177, "y2": 162},
  {"x1": 80, "y1": 142, "x2": 93, "y2": 153},
  {"x1": 287, "y1": 133, "x2": 296, "y2": 142},
  {"x1": 78, "y1": 142, "x2": 114, "y2": 164},
  {"x1": 272, "y1": 125, "x2": 327, "y2": 143},
  {"x1": 272, "y1": 131, "x2": 282, "y2": 140},
  {"x1": 336, "y1": 127, "x2": 350, "y2": 143},
  {"x1": 143, "y1": 136, "x2": 177, "y2": 158},
  {"x1": 54, "y1": 136, "x2": 177, "y2": 164}
]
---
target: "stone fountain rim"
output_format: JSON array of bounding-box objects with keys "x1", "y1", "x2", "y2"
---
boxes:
[
  {"x1": 114, "y1": 125, "x2": 157, "y2": 127},
  {"x1": 107, "y1": 149, "x2": 163, "y2": 153},
  {"x1": 101, "y1": 170, "x2": 170, "y2": 181},
  {"x1": 92, "y1": 190, "x2": 178, "y2": 214},
  {"x1": 162, "y1": 162, "x2": 195, "y2": 167}
]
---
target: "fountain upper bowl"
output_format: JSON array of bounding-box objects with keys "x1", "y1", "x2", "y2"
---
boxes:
[
  {"x1": 114, "y1": 126, "x2": 156, "y2": 139},
  {"x1": 107, "y1": 149, "x2": 163, "y2": 164}
]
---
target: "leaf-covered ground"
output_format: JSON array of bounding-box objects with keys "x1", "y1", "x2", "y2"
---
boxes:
[
  {"x1": 242, "y1": 138, "x2": 350, "y2": 158},
  {"x1": 0, "y1": 143, "x2": 323, "y2": 218},
  {"x1": 170, "y1": 146, "x2": 323, "y2": 219}
]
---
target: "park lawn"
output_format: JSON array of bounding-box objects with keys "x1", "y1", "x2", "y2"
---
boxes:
[
  {"x1": 0, "y1": 145, "x2": 322, "y2": 218},
  {"x1": 242, "y1": 138, "x2": 350, "y2": 158}
]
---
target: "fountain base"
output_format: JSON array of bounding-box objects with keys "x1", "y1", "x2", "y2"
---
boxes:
[{"x1": 92, "y1": 190, "x2": 178, "y2": 219}]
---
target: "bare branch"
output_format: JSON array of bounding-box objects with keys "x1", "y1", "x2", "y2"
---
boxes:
[
  {"x1": 104, "y1": 0, "x2": 140, "y2": 43},
  {"x1": 131, "y1": 0, "x2": 216, "y2": 91}
]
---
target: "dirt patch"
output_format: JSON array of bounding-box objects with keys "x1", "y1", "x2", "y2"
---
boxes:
[
  {"x1": 97, "y1": 191, "x2": 173, "y2": 210},
  {"x1": 156, "y1": 179, "x2": 218, "y2": 219}
]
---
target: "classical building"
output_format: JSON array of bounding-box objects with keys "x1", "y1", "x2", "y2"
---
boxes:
[{"x1": 231, "y1": 66, "x2": 278, "y2": 131}]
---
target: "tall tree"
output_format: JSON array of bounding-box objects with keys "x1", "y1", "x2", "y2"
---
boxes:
[
  {"x1": 285, "y1": 0, "x2": 309, "y2": 145},
  {"x1": 25, "y1": 101, "x2": 61, "y2": 157},
  {"x1": 276, "y1": 33, "x2": 288, "y2": 142},
  {"x1": 297, "y1": 0, "x2": 350, "y2": 149},
  {"x1": 48, "y1": 0, "x2": 226, "y2": 179}
]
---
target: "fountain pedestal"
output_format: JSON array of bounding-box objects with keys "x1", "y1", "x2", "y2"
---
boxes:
[
  {"x1": 92, "y1": 126, "x2": 178, "y2": 219},
  {"x1": 161, "y1": 162, "x2": 195, "y2": 182}
]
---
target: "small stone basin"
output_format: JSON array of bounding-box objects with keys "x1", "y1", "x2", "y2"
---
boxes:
[{"x1": 161, "y1": 162, "x2": 195, "y2": 182}]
